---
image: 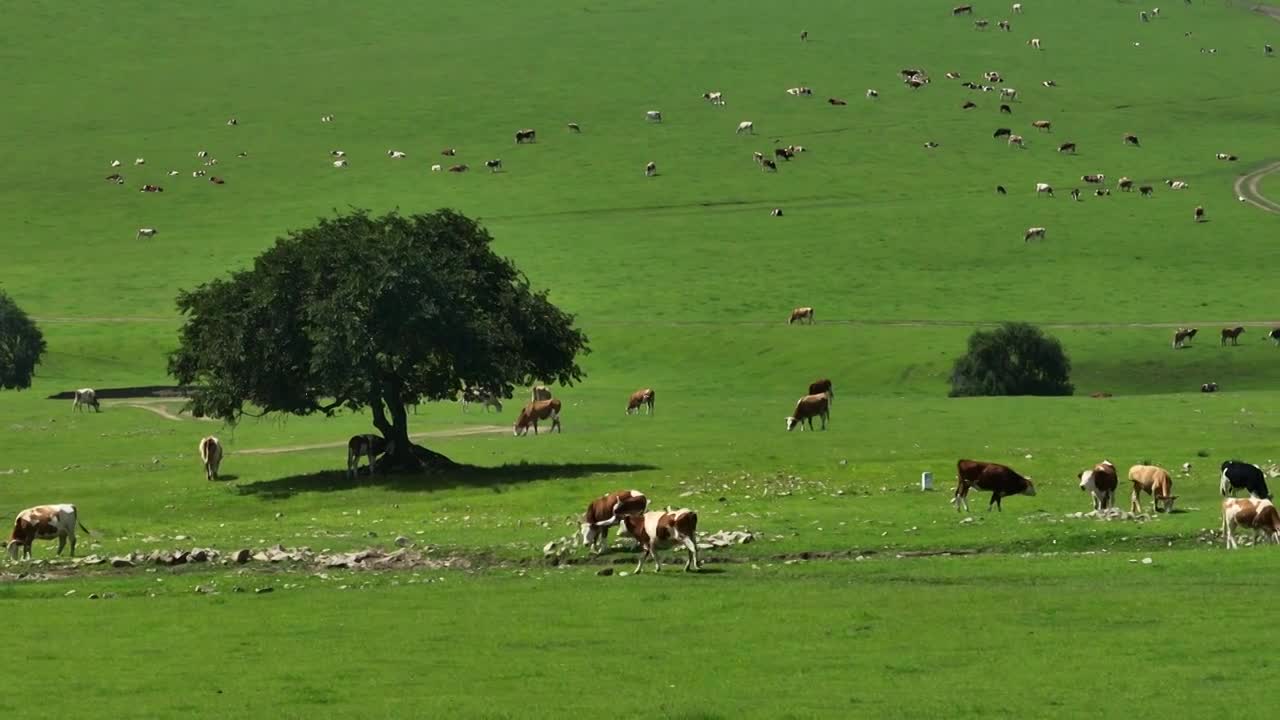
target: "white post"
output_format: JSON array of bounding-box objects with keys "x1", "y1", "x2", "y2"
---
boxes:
[{"x1": 921, "y1": 471, "x2": 934, "y2": 491}]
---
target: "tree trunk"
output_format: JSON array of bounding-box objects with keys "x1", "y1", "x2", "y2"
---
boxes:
[{"x1": 369, "y1": 379, "x2": 456, "y2": 473}]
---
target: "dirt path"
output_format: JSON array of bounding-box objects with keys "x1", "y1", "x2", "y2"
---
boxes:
[
  {"x1": 236, "y1": 425, "x2": 510, "y2": 456},
  {"x1": 1234, "y1": 160, "x2": 1280, "y2": 214},
  {"x1": 103, "y1": 400, "x2": 217, "y2": 422}
]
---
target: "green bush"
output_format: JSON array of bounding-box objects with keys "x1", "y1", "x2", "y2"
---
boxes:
[{"x1": 949, "y1": 322, "x2": 1073, "y2": 397}]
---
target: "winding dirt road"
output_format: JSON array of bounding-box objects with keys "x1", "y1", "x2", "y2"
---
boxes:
[{"x1": 1235, "y1": 160, "x2": 1280, "y2": 214}]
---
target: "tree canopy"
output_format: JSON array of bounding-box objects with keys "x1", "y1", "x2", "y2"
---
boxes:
[
  {"x1": 0, "y1": 290, "x2": 47, "y2": 390},
  {"x1": 949, "y1": 322, "x2": 1073, "y2": 397},
  {"x1": 168, "y1": 209, "x2": 589, "y2": 469}
]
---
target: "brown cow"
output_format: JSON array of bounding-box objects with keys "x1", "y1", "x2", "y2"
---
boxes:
[
  {"x1": 786, "y1": 393, "x2": 830, "y2": 431},
  {"x1": 1172, "y1": 327, "x2": 1198, "y2": 349},
  {"x1": 1129, "y1": 464, "x2": 1176, "y2": 514},
  {"x1": 626, "y1": 388, "x2": 655, "y2": 415},
  {"x1": 808, "y1": 378, "x2": 833, "y2": 405},
  {"x1": 951, "y1": 459, "x2": 1036, "y2": 512},
  {"x1": 580, "y1": 489, "x2": 649, "y2": 553},
  {"x1": 514, "y1": 398, "x2": 562, "y2": 436},
  {"x1": 7, "y1": 504, "x2": 89, "y2": 560},
  {"x1": 198, "y1": 436, "x2": 223, "y2": 481},
  {"x1": 1079, "y1": 460, "x2": 1119, "y2": 511},
  {"x1": 448, "y1": 164, "x2": 469, "y2": 172},
  {"x1": 953, "y1": 4, "x2": 974, "y2": 14},
  {"x1": 1221, "y1": 326, "x2": 1245, "y2": 346},
  {"x1": 618, "y1": 508, "x2": 700, "y2": 573},
  {"x1": 1032, "y1": 120, "x2": 1052, "y2": 132},
  {"x1": 1222, "y1": 498, "x2": 1280, "y2": 549},
  {"x1": 347, "y1": 434, "x2": 389, "y2": 478},
  {"x1": 789, "y1": 306, "x2": 814, "y2": 325}
]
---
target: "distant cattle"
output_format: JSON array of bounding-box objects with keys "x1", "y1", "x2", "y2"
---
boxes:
[
  {"x1": 7, "y1": 504, "x2": 89, "y2": 560},
  {"x1": 1031, "y1": 120, "x2": 1051, "y2": 132},
  {"x1": 1002, "y1": 87, "x2": 1018, "y2": 101},
  {"x1": 1166, "y1": 180, "x2": 1189, "y2": 190},
  {"x1": 1042, "y1": 80, "x2": 1057, "y2": 88},
  {"x1": 1082, "y1": 174, "x2": 1105, "y2": 184},
  {"x1": 1222, "y1": 497, "x2": 1280, "y2": 549},
  {"x1": 1220, "y1": 460, "x2": 1271, "y2": 500},
  {"x1": 770, "y1": 208, "x2": 784, "y2": 216},
  {"x1": 346, "y1": 434, "x2": 388, "y2": 479},
  {"x1": 105, "y1": 173, "x2": 124, "y2": 184},
  {"x1": 626, "y1": 388, "x2": 655, "y2": 415},
  {"x1": 1194, "y1": 205, "x2": 1205, "y2": 223},
  {"x1": 580, "y1": 489, "x2": 648, "y2": 553},
  {"x1": 1000, "y1": 104, "x2": 1012, "y2": 114},
  {"x1": 829, "y1": 97, "x2": 848, "y2": 105},
  {"x1": 953, "y1": 5, "x2": 973, "y2": 14},
  {"x1": 1216, "y1": 153, "x2": 1238, "y2": 161},
  {"x1": 1129, "y1": 464, "x2": 1176, "y2": 514},
  {"x1": 441, "y1": 148, "x2": 457, "y2": 156},
  {"x1": 1202, "y1": 382, "x2": 1219, "y2": 393},
  {"x1": 996, "y1": 185, "x2": 1007, "y2": 195},
  {"x1": 923, "y1": 141, "x2": 940, "y2": 149},
  {"x1": 974, "y1": 19, "x2": 989, "y2": 29},
  {"x1": 737, "y1": 121, "x2": 755, "y2": 134},
  {"x1": 1028, "y1": 38, "x2": 1042, "y2": 50},
  {"x1": 618, "y1": 508, "x2": 700, "y2": 573},
  {"x1": 1094, "y1": 188, "x2": 1111, "y2": 197},
  {"x1": 774, "y1": 148, "x2": 793, "y2": 161},
  {"x1": 1123, "y1": 133, "x2": 1140, "y2": 146},
  {"x1": 514, "y1": 399, "x2": 562, "y2": 436},
  {"x1": 952, "y1": 460, "x2": 1036, "y2": 512},
  {"x1": 1267, "y1": 328, "x2": 1280, "y2": 346},
  {"x1": 1024, "y1": 226, "x2": 1047, "y2": 241},
  {"x1": 963, "y1": 101, "x2": 977, "y2": 109},
  {"x1": 789, "y1": 306, "x2": 814, "y2": 325},
  {"x1": 998, "y1": 20, "x2": 1011, "y2": 31},
  {"x1": 227, "y1": 118, "x2": 238, "y2": 126},
  {"x1": 993, "y1": 127, "x2": 1013, "y2": 139},
  {"x1": 461, "y1": 386, "x2": 503, "y2": 413},
  {"x1": 761, "y1": 159, "x2": 778, "y2": 172},
  {"x1": 1058, "y1": 142, "x2": 1076, "y2": 153},
  {"x1": 1070, "y1": 188, "x2": 1081, "y2": 201},
  {"x1": 387, "y1": 150, "x2": 407, "y2": 159},
  {"x1": 210, "y1": 176, "x2": 225, "y2": 185},
  {"x1": 703, "y1": 91, "x2": 724, "y2": 105},
  {"x1": 946, "y1": 72, "x2": 961, "y2": 79},
  {"x1": 73, "y1": 388, "x2": 99, "y2": 413},
  {"x1": 1008, "y1": 134, "x2": 1025, "y2": 147},
  {"x1": 1035, "y1": 182, "x2": 1054, "y2": 197},
  {"x1": 786, "y1": 393, "x2": 830, "y2": 432},
  {"x1": 1221, "y1": 326, "x2": 1245, "y2": 345},
  {"x1": 515, "y1": 128, "x2": 537, "y2": 143},
  {"x1": 320, "y1": 114, "x2": 334, "y2": 122},
  {"x1": 786, "y1": 87, "x2": 813, "y2": 96},
  {"x1": 1172, "y1": 327, "x2": 1197, "y2": 349},
  {"x1": 644, "y1": 161, "x2": 657, "y2": 177},
  {"x1": 1079, "y1": 460, "x2": 1119, "y2": 511},
  {"x1": 199, "y1": 436, "x2": 223, "y2": 481},
  {"x1": 1139, "y1": 185, "x2": 1154, "y2": 196},
  {"x1": 645, "y1": 111, "x2": 663, "y2": 123},
  {"x1": 485, "y1": 159, "x2": 503, "y2": 172},
  {"x1": 1118, "y1": 177, "x2": 1134, "y2": 191},
  {"x1": 431, "y1": 164, "x2": 442, "y2": 172},
  {"x1": 448, "y1": 164, "x2": 469, "y2": 172},
  {"x1": 140, "y1": 184, "x2": 163, "y2": 192},
  {"x1": 866, "y1": 89, "x2": 879, "y2": 98},
  {"x1": 1012, "y1": 3, "x2": 1022, "y2": 12},
  {"x1": 333, "y1": 160, "x2": 348, "y2": 168},
  {"x1": 567, "y1": 122, "x2": 581, "y2": 133},
  {"x1": 136, "y1": 227, "x2": 157, "y2": 239}
]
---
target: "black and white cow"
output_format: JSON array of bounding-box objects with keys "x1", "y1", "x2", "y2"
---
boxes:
[{"x1": 1221, "y1": 460, "x2": 1272, "y2": 499}]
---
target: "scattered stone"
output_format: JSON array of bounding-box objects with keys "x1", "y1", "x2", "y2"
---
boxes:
[
  {"x1": 1141, "y1": 557, "x2": 1153, "y2": 565},
  {"x1": 596, "y1": 567, "x2": 614, "y2": 576},
  {"x1": 231, "y1": 549, "x2": 251, "y2": 564},
  {"x1": 88, "y1": 593, "x2": 100, "y2": 600},
  {"x1": 64, "y1": 589, "x2": 77, "y2": 596},
  {"x1": 255, "y1": 587, "x2": 274, "y2": 594},
  {"x1": 194, "y1": 585, "x2": 214, "y2": 594},
  {"x1": 79, "y1": 555, "x2": 104, "y2": 565},
  {"x1": 394, "y1": 536, "x2": 411, "y2": 548},
  {"x1": 110, "y1": 556, "x2": 134, "y2": 568}
]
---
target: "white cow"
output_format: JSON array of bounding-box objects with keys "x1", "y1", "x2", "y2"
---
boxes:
[
  {"x1": 703, "y1": 91, "x2": 724, "y2": 105},
  {"x1": 136, "y1": 227, "x2": 157, "y2": 239},
  {"x1": 387, "y1": 150, "x2": 407, "y2": 159},
  {"x1": 134, "y1": 158, "x2": 146, "y2": 166},
  {"x1": 1012, "y1": 3, "x2": 1023, "y2": 12},
  {"x1": 73, "y1": 388, "x2": 100, "y2": 412},
  {"x1": 1024, "y1": 226, "x2": 1047, "y2": 241},
  {"x1": 736, "y1": 121, "x2": 754, "y2": 135},
  {"x1": 1035, "y1": 182, "x2": 1053, "y2": 196},
  {"x1": 431, "y1": 164, "x2": 442, "y2": 172},
  {"x1": 1028, "y1": 37, "x2": 1042, "y2": 50},
  {"x1": 199, "y1": 436, "x2": 223, "y2": 481},
  {"x1": 645, "y1": 110, "x2": 663, "y2": 122},
  {"x1": 333, "y1": 159, "x2": 348, "y2": 168},
  {"x1": 1001, "y1": 87, "x2": 1018, "y2": 101},
  {"x1": 866, "y1": 89, "x2": 879, "y2": 98}
]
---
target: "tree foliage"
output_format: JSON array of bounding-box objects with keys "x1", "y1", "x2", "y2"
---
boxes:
[
  {"x1": 949, "y1": 322, "x2": 1073, "y2": 397},
  {"x1": 0, "y1": 290, "x2": 47, "y2": 390},
  {"x1": 168, "y1": 209, "x2": 589, "y2": 468}
]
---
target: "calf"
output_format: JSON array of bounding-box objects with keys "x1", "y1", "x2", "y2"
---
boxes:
[
  {"x1": 1222, "y1": 497, "x2": 1280, "y2": 549},
  {"x1": 789, "y1": 306, "x2": 814, "y2": 325},
  {"x1": 73, "y1": 388, "x2": 100, "y2": 412},
  {"x1": 1172, "y1": 327, "x2": 1197, "y2": 348},
  {"x1": 1079, "y1": 460, "x2": 1119, "y2": 511},
  {"x1": 1028, "y1": 37, "x2": 1042, "y2": 50},
  {"x1": 1070, "y1": 188, "x2": 1081, "y2": 201},
  {"x1": 626, "y1": 388, "x2": 655, "y2": 415},
  {"x1": 7, "y1": 505, "x2": 89, "y2": 560},
  {"x1": 198, "y1": 436, "x2": 223, "y2": 481},
  {"x1": 515, "y1": 128, "x2": 537, "y2": 143},
  {"x1": 952, "y1": 459, "x2": 1036, "y2": 512},
  {"x1": 1024, "y1": 226, "x2": 1047, "y2": 241},
  {"x1": 1000, "y1": 104, "x2": 1012, "y2": 114},
  {"x1": 1008, "y1": 134, "x2": 1025, "y2": 148},
  {"x1": 1221, "y1": 326, "x2": 1245, "y2": 346},
  {"x1": 514, "y1": 398, "x2": 562, "y2": 436},
  {"x1": 1129, "y1": 464, "x2": 1176, "y2": 513},
  {"x1": 1220, "y1": 460, "x2": 1271, "y2": 499},
  {"x1": 346, "y1": 434, "x2": 389, "y2": 479},
  {"x1": 618, "y1": 509, "x2": 699, "y2": 573},
  {"x1": 580, "y1": 489, "x2": 648, "y2": 553},
  {"x1": 786, "y1": 393, "x2": 830, "y2": 431}
]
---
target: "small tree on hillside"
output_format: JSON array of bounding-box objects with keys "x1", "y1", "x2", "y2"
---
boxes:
[
  {"x1": 949, "y1": 322, "x2": 1073, "y2": 397},
  {"x1": 0, "y1": 290, "x2": 47, "y2": 390},
  {"x1": 168, "y1": 209, "x2": 589, "y2": 471}
]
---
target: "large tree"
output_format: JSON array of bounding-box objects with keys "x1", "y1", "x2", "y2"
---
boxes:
[
  {"x1": 0, "y1": 290, "x2": 47, "y2": 390},
  {"x1": 949, "y1": 322, "x2": 1073, "y2": 397},
  {"x1": 168, "y1": 209, "x2": 588, "y2": 470}
]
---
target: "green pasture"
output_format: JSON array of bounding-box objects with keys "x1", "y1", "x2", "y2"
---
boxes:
[{"x1": 3, "y1": 0, "x2": 1280, "y2": 717}]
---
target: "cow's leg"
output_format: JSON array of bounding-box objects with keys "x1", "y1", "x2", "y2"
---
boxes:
[
  {"x1": 56, "y1": 535, "x2": 66, "y2": 556},
  {"x1": 1225, "y1": 519, "x2": 1237, "y2": 549},
  {"x1": 682, "y1": 536, "x2": 699, "y2": 571},
  {"x1": 1131, "y1": 489, "x2": 1142, "y2": 514},
  {"x1": 69, "y1": 533, "x2": 76, "y2": 557},
  {"x1": 989, "y1": 492, "x2": 1002, "y2": 511}
]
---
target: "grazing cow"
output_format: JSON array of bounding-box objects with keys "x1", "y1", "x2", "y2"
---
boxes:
[
  {"x1": 785, "y1": 87, "x2": 814, "y2": 96},
  {"x1": 333, "y1": 160, "x2": 348, "y2": 168},
  {"x1": 998, "y1": 20, "x2": 1011, "y2": 31},
  {"x1": 983, "y1": 71, "x2": 1002, "y2": 82},
  {"x1": 1202, "y1": 382, "x2": 1219, "y2": 393},
  {"x1": 441, "y1": 148, "x2": 457, "y2": 156},
  {"x1": 1172, "y1": 327, "x2": 1197, "y2": 348},
  {"x1": 1140, "y1": 10, "x2": 1149, "y2": 22},
  {"x1": 136, "y1": 227, "x2": 157, "y2": 239},
  {"x1": 789, "y1": 306, "x2": 814, "y2": 325},
  {"x1": 1031, "y1": 120, "x2": 1051, "y2": 132},
  {"x1": 1166, "y1": 180, "x2": 1189, "y2": 190},
  {"x1": 1001, "y1": 87, "x2": 1018, "y2": 101},
  {"x1": 1139, "y1": 185, "x2": 1154, "y2": 196},
  {"x1": 387, "y1": 150, "x2": 407, "y2": 159},
  {"x1": 762, "y1": 159, "x2": 778, "y2": 172},
  {"x1": 72, "y1": 388, "x2": 99, "y2": 413},
  {"x1": 1000, "y1": 104, "x2": 1012, "y2": 114},
  {"x1": 196, "y1": 150, "x2": 208, "y2": 158},
  {"x1": 110, "y1": 160, "x2": 122, "y2": 168},
  {"x1": 1221, "y1": 326, "x2": 1245, "y2": 346},
  {"x1": 953, "y1": 5, "x2": 973, "y2": 15},
  {"x1": 1118, "y1": 177, "x2": 1134, "y2": 192},
  {"x1": 1266, "y1": 44, "x2": 1274, "y2": 57},
  {"x1": 7, "y1": 505, "x2": 89, "y2": 560},
  {"x1": 105, "y1": 173, "x2": 124, "y2": 184},
  {"x1": 775, "y1": 148, "x2": 794, "y2": 161},
  {"x1": 346, "y1": 434, "x2": 389, "y2": 479},
  {"x1": 431, "y1": 164, "x2": 442, "y2": 172},
  {"x1": 134, "y1": 158, "x2": 145, "y2": 166},
  {"x1": 1129, "y1": 464, "x2": 1176, "y2": 513},
  {"x1": 1194, "y1": 205, "x2": 1205, "y2": 223},
  {"x1": 514, "y1": 398, "x2": 562, "y2": 436},
  {"x1": 567, "y1": 122, "x2": 581, "y2": 132},
  {"x1": 1216, "y1": 153, "x2": 1238, "y2": 161},
  {"x1": 829, "y1": 97, "x2": 848, "y2": 105},
  {"x1": 946, "y1": 72, "x2": 961, "y2": 79},
  {"x1": 193, "y1": 170, "x2": 207, "y2": 177},
  {"x1": 963, "y1": 101, "x2": 977, "y2": 109},
  {"x1": 515, "y1": 128, "x2": 537, "y2": 143},
  {"x1": 975, "y1": 19, "x2": 990, "y2": 30},
  {"x1": 644, "y1": 161, "x2": 657, "y2": 177},
  {"x1": 580, "y1": 489, "x2": 649, "y2": 553},
  {"x1": 1070, "y1": 188, "x2": 1081, "y2": 201},
  {"x1": 753, "y1": 151, "x2": 764, "y2": 164},
  {"x1": 320, "y1": 114, "x2": 334, "y2": 122},
  {"x1": 996, "y1": 185, "x2": 1007, "y2": 195},
  {"x1": 770, "y1": 208, "x2": 784, "y2": 217},
  {"x1": 645, "y1": 111, "x2": 663, "y2": 123},
  {"x1": 703, "y1": 91, "x2": 724, "y2": 105},
  {"x1": 1042, "y1": 80, "x2": 1057, "y2": 88},
  {"x1": 1123, "y1": 133, "x2": 1140, "y2": 146},
  {"x1": 1035, "y1": 182, "x2": 1054, "y2": 197},
  {"x1": 1024, "y1": 226, "x2": 1047, "y2": 241},
  {"x1": 140, "y1": 184, "x2": 164, "y2": 192},
  {"x1": 448, "y1": 164, "x2": 469, "y2": 172},
  {"x1": 993, "y1": 127, "x2": 1013, "y2": 139},
  {"x1": 785, "y1": 393, "x2": 830, "y2": 432},
  {"x1": 951, "y1": 460, "x2": 1036, "y2": 512},
  {"x1": 330, "y1": 150, "x2": 345, "y2": 157},
  {"x1": 1028, "y1": 38, "x2": 1042, "y2": 50},
  {"x1": 531, "y1": 386, "x2": 552, "y2": 402},
  {"x1": 800, "y1": 30, "x2": 808, "y2": 41},
  {"x1": 1079, "y1": 461, "x2": 1119, "y2": 511},
  {"x1": 485, "y1": 159, "x2": 502, "y2": 172},
  {"x1": 210, "y1": 176, "x2": 225, "y2": 184},
  {"x1": 1221, "y1": 460, "x2": 1271, "y2": 499},
  {"x1": 626, "y1": 388, "x2": 656, "y2": 415},
  {"x1": 1094, "y1": 188, "x2": 1111, "y2": 197},
  {"x1": 618, "y1": 509, "x2": 700, "y2": 573},
  {"x1": 906, "y1": 77, "x2": 928, "y2": 89},
  {"x1": 923, "y1": 141, "x2": 940, "y2": 149},
  {"x1": 1012, "y1": 2, "x2": 1022, "y2": 12},
  {"x1": 808, "y1": 378, "x2": 833, "y2": 403},
  {"x1": 1267, "y1": 328, "x2": 1280, "y2": 346},
  {"x1": 461, "y1": 386, "x2": 503, "y2": 413},
  {"x1": 1222, "y1": 498, "x2": 1280, "y2": 549},
  {"x1": 1058, "y1": 142, "x2": 1077, "y2": 154},
  {"x1": 866, "y1": 89, "x2": 879, "y2": 98},
  {"x1": 1081, "y1": 174, "x2": 1105, "y2": 184},
  {"x1": 1008, "y1": 134, "x2": 1025, "y2": 148},
  {"x1": 737, "y1": 121, "x2": 755, "y2": 134},
  {"x1": 227, "y1": 117, "x2": 238, "y2": 126},
  {"x1": 198, "y1": 436, "x2": 223, "y2": 481}
]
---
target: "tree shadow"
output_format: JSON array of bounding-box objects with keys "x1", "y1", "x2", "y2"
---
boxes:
[
  {"x1": 210, "y1": 474, "x2": 240, "y2": 482},
  {"x1": 234, "y1": 462, "x2": 658, "y2": 500}
]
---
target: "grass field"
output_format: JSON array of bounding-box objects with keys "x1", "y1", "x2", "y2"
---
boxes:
[{"x1": 4, "y1": 1, "x2": 1280, "y2": 717}]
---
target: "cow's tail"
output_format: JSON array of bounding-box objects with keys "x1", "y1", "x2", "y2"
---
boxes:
[{"x1": 78, "y1": 522, "x2": 92, "y2": 536}]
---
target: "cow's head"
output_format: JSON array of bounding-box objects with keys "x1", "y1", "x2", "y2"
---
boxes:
[
  {"x1": 785, "y1": 417, "x2": 799, "y2": 431},
  {"x1": 1022, "y1": 477, "x2": 1037, "y2": 496},
  {"x1": 1078, "y1": 470, "x2": 1093, "y2": 491},
  {"x1": 580, "y1": 521, "x2": 602, "y2": 548}
]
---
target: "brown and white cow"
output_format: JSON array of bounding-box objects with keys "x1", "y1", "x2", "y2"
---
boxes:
[
  {"x1": 618, "y1": 508, "x2": 700, "y2": 573},
  {"x1": 7, "y1": 504, "x2": 89, "y2": 560},
  {"x1": 789, "y1": 306, "x2": 815, "y2": 325},
  {"x1": 1221, "y1": 326, "x2": 1245, "y2": 346},
  {"x1": 580, "y1": 489, "x2": 649, "y2": 553},
  {"x1": 786, "y1": 393, "x2": 830, "y2": 432},
  {"x1": 1032, "y1": 120, "x2": 1052, "y2": 132},
  {"x1": 347, "y1": 434, "x2": 389, "y2": 479},
  {"x1": 514, "y1": 398, "x2": 562, "y2": 436},
  {"x1": 1129, "y1": 464, "x2": 1176, "y2": 514},
  {"x1": 1222, "y1": 498, "x2": 1280, "y2": 549},
  {"x1": 531, "y1": 385, "x2": 553, "y2": 402},
  {"x1": 626, "y1": 388, "x2": 655, "y2": 415},
  {"x1": 952, "y1": 459, "x2": 1036, "y2": 512},
  {"x1": 199, "y1": 436, "x2": 223, "y2": 481},
  {"x1": 808, "y1": 378, "x2": 833, "y2": 404},
  {"x1": 1173, "y1": 327, "x2": 1198, "y2": 349},
  {"x1": 1079, "y1": 460, "x2": 1118, "y2": 511}
]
